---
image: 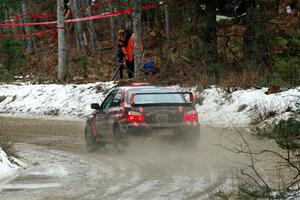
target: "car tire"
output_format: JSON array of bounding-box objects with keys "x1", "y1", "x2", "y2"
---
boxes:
[
  {"x1": 85, "y1": 120, "x2": 97, "y2": 152},
  {"x1": 113, "y1": 126, "x2": 128, "y2": 152}
]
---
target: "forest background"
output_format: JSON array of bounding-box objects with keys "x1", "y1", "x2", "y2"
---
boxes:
[{"x1": 0, "y1": 0, "x2": 299, "y2": 89}]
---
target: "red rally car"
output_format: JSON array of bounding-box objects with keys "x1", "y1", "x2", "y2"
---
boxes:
[{"x1": 85, "y1": 84, "x2": 200, "y2": 151}]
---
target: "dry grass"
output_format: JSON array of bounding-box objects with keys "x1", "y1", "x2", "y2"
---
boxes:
[{"x1": 220, "y1": 68, "x2": 261, "y2": 92}]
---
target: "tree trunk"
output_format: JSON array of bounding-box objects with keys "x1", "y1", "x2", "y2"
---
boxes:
[
  {"x1": 0, "y1": 2, "x2": 4, "y2": 22},
  {"x1": 274, "y1": 0, "x2": 280, "y2": 16},
  {"x1": 108, "y1": 1, "x2": 116, "y2": 49},
  {"x1": 164, "y1": 1, "x2": 170, "y2": 42},
  {"x1": 245, "y1": 0, "x2": 255, "y2": 60},
  {"x1": 71, "y1": 0, "x2": 85, "y2": 51},
  {"x1": 21, "y1": 1, "x2": 35, "y2": 55},
  {"x1": 198, "y1": 0, "x2": 218, "y2": 77},
  {"x1": 133, "y1": 0, "x2": 142, "y2": 79},
  {"x1": 85, "y1": 0, "x2": 98, "y2": 53},
  {"x1": 57, "y1": 0, "x2": 68, "y2": 82}
]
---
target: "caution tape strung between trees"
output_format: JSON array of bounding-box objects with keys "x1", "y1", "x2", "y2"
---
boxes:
[
  {"x1": 0, "y1": 2, "x2": 166, "y2": 38},
  {"x1": 5, "y1": 0, "x2": 110, "y2": 23},
  {"x1": 67, "y1": 0, "x2": 110, "y2": 18},
  {"x1": 92, "y1": 0, "x2": 109, "y2": 9},
  {"x1": 0, "y1": 2, "x2": 166, "y2": 28}
]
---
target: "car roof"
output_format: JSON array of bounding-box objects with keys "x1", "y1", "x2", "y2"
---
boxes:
[{"x1": 117, "y1": 85, "x2": 178, "y2": 92}]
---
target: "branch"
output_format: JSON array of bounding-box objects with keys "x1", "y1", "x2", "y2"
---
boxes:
[
  {"x1": 226, "y1": 114, "x2": 271, "y2": 191},
  {"x1": 240, "y1": 169, "x2": 262, "y2": 188}
]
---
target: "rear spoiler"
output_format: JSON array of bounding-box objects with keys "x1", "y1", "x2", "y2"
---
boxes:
[{"x1": 129, "y1": 92, "x2": 195, "y2": 107}]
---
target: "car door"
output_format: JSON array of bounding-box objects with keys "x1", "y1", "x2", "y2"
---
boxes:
[
  {"x1": 95, "y1": 90, "x2": 117, "y2": 137},
  {"x1": 101, "y1": 89, "x2": 123, "y2": 136}
]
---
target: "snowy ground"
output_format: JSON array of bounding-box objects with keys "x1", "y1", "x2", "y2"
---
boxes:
[
  {"x1": 0, "y1": 82, "x2": 299, "y2": 127},
  {"x1": 196, "y1": 86, "x2": 300, "y2": 128},
  {"x1": 0, "y1": 82, "x2": 115, "y2": 119},
  {"x1": 0, "y1": 149, "x2": 25, "y2": 184}
]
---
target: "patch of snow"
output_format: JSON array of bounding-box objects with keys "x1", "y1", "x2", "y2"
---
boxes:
[
  {"x1": 0, "y1": 149, "x2": 21, "y2": 183},
  {"x1": 150, "y1": 175, "x2": 215, "y2": 200},
  {"x1": 196, "y1": 86, "x2": 300, "y2": 127},
  {"x1": 286, "y1": 5, "x2": 292, "y2": 14},
  {"x1": 27, "y1": 165, "x2": 68, "y2": 176},
  {"x1": 1, "y1": 183, "x2": 61, "y2": 190},
  {"x1": 0, "y1": 82, "x2": 115, "y2": 118},
  {"x1": 0, "y1": 82, "x2": 299, "y2": 127}
]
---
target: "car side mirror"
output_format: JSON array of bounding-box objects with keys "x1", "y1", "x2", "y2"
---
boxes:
[{"x1": 91, "y1": 103, "x2": 101, "y2": 110}]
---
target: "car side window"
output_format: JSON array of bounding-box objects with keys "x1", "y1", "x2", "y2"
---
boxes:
[
  {"x1": 101, "y1": 90, "x2": 116, "y2": 109},
  {"x1": 110, "y1": 90, "x2": 122, "y2": 108}
]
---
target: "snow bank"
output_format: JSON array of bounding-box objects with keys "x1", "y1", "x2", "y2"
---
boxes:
[
  {"x1": 196, "y1": 86, "x2": 300, "y2": 127},
  {"x1": 0, "y1": 82, "x2": 115, "y2": 118},
  {"x1": 0, "y1": 149, "x2": 19, "y2": 182},
  {"x1": 0, "y1": 82, "x2": 299, "y2": 127}
]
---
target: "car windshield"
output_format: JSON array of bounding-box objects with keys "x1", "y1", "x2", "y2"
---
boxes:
[
  {"x1": 127, "y1": 88, "x2": 187, "y2": 104},
  {"x1": 134, "y1": 93, "x2": 186, "y2": 104}
]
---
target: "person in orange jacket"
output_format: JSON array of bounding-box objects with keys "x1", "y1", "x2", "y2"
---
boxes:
[{"x1": 118, "y1": 29, "x2": 143, "y2": 79}]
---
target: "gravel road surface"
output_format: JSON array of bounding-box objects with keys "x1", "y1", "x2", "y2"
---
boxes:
[{"x1": 0, "y1": 117, "x2": 276, "y2": 200}]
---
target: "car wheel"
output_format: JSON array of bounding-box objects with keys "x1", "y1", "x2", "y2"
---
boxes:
[
  {"x1": 113, "y1": 126, "x2": 128, "y2": 152},
  {"x1": 85, "y1": 120, "x2": 97, "y2": 152}
]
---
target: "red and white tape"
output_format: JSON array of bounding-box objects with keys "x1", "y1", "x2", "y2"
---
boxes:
[
  {"x1": 5, "y1": 0, "x2": 110, "y2": 23},
  {"x1": 0, "y1": 2, "x2": 166, "y2": 38},
  {"x1": 0, "y1": 3, "x2": 165, "y2": 27}
]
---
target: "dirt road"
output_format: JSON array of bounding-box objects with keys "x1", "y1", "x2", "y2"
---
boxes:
[{"x1": 0, "y1": 116, "x2": 275, "y2": 200}]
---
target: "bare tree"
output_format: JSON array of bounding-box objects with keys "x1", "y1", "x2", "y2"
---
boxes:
[
  {"x1": 70, "y1": 0, "x2": 85, "y2": 51},
  {"x1": 245, "y1": 0, "x2": 255, "y2": 60},
  {"x1": 133, "y1": 0, "x2": 142, "y2": 79},
  {"x1": 164, "y1": 1, "x2": 170, "y2": 42},
  {"x1": 21, "y1": 1, "x2": 35, "y2": 54},
  {"x1": 108, "y1": 1, "x2": 116, "y2": 49},
  {"x1": 85, "y1": 0, "x2": 98, "y2": 53},
  {"x1": 197, "y1": 0, "x2": 219, "y2": 80},
  {"x1": 218, "y1": 118, "x2": 300, "y2": 199},
  {"x1": 57, "y1": 0, "x2": 68, "y2": 82},
  {"x1": 274, "y1": 0, "x2": 280, "y2": 16}
]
